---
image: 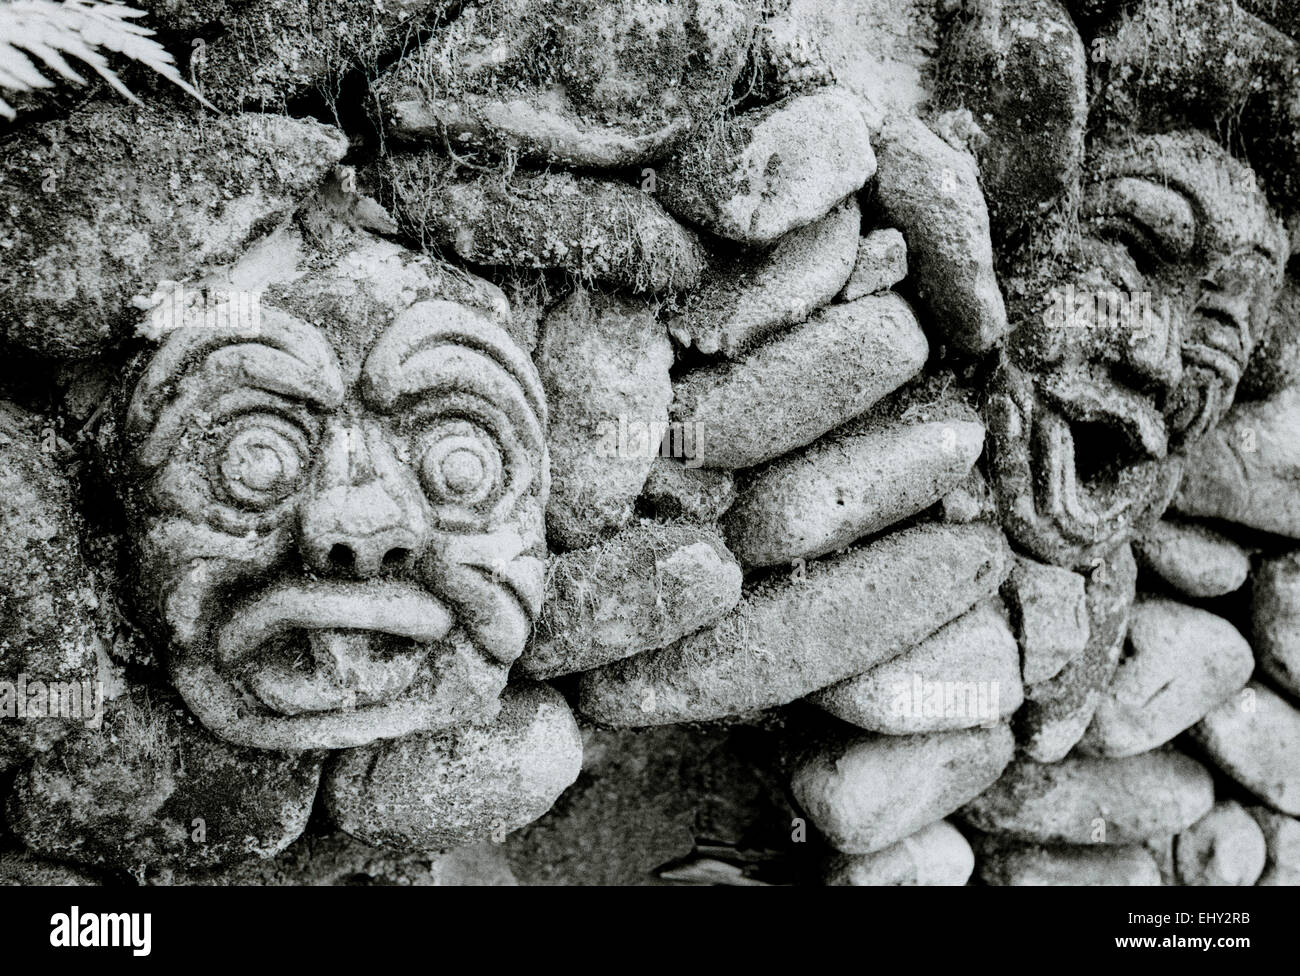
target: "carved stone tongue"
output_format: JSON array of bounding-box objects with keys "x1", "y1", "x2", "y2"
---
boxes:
[{"x1": 307, "y1": 629, "x2": 422, "y2": 699}]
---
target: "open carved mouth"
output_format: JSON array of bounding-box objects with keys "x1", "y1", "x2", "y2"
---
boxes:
[{"x1": 215, "y1": 581, "x2": 454, "y2": 716}]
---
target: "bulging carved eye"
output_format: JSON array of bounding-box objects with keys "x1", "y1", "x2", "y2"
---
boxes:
[
  {"x1": 215, "y1": 418, "x2": 308, "y2": 510},
  {"x1": 419, "y1": 429, "x2": 502, "y2": 508}
]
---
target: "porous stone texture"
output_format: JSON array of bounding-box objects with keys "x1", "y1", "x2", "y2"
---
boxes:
[
  {"x1": 375, "y1": 0, "x2": 758, "y2": 167},
  {"x1": 375, "y1": 153, "x2": 704, "y2": 293},
  {"x1": 639, "y1": 458, "x2": 737, "y2": 524},
  {"x1": 518, "y1": 523, "x2": 742, "y2": 680},
  {"x1": 838, "y1": 229, "x2": 908, "y2": 302},
  {"x1": 1248, "y1": 806, "x2": 1300, "y2": 885},
  {"x1": 960, "y1": 751, "x2": 1216, "y2": 845},
  {"x1": 0, "y1": 851, "x2": 109, "y2": 886},
  {"x1": 1242, "y1": 273, "x2": 1300, "y2": 399},
  {"x1": 791, "y1": 722, "x2": 1014, "y2": 855},
  {"x1": 0, "y1": 403, "x2": 106, "y2": 772},
  {"x1": 577, "y1": 522, "x2": 1012, "y2": 726},
  {"x1": 1173, "y1": 385, "x2": 1300, "y2": 538},
  {"x1": 721, "y1": 404, "x2": 985, "y2": 568},
  {"x1": 976, "y1": 838, "x2": 1163, "y2": 887},
  {"x1": 323, "y1": 683, "x2": 582, "y2": 849},
  {"x1": 1002, "y1": 557, "x2": 1090, "y2": 685},
  {"x1": 670, "y1": 293, "x2": 929, "y2": 469},
  {"x1": 657, "y1": 88, "x2": 875, "y2": 244},
  {"x1": 872, "y1": 114, "x2": 1008, "y2": 353},
  {"x1": 1188, "y1": 682, "x2": 1300, "y2": 815},
  {"x1": 6, "y1": 688, "x2": 323, "y2": 874},
  {"x1": 1133, "y1": 519, "x2": 1252, "y2": 598},
  {"x1": 1175, "y1": 800, "x2": 1267, "y2": 886},
  {"x1": 1251, "y1": 550, "x2": 1300, "y2": 697},
  {"x1": 1081, "y1": 598, "x2": 1255, "y2": 758},
  {"x1": 822, "y1": 820, "x2": 974, "y2": 886},
  {"x1": 810, "y1": 601, "x2": 1023, "y2": 734},
  {"x1": 0, "y1": 102, "x2": 347, "y2": 358},
  {"x1": 667, "y1": 198, "x2": 860, "y2": 356},
  {"x1": 536, "y1": 289, "x2": 673, "y2": 550}
]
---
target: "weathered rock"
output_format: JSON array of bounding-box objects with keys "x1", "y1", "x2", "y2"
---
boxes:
[
  {"x1": 810, "y1": 601, "x2": 1022, "y2": 734},
  {"x1": 577, "y1": 522, "x2": 1011, "y2": 726},
  {"x1": 658, "y1": 88, "x2": 875, "y2": 244},
  {"x1": 0, "y1": 102, "x2": 347, "y2": 358},
  {"x1": 1002, "y1": 556, "x2": 1090, "y2": 685},
  {"x1": 670, "y1": 293, "x2": 929, "y2": 469},
  {"x1": 838, "y1": 229, "x2": 908, "y2": 302},
  {"x1": 375, "y1": 154, "x2": 703, "y2": 293},
  {"x1": 518, "y1": 523, "x2": 742, "y2": 680},
  {"x1": 959, "y1": 751, "x2": 1216, "y2": 845},
  {"x1": 323, "y1": 683, "x2": 582, "y2": 849},
  {"x1": 792, "y1": 723, "x2": 1014, "y2": 854},
  {"x1": 721, "y1": 407, "x2": 984, "y2": 567},
  {"x1": 1081, "y1": 598, "x2": 1254, "y2": 758},
  {"x1": 376, "y1": 0, "x2": 757, "y2": 167},
  {"x1": 1251, "y1": 551, "x2": 1300, "y2": 698},
  {"x1": 1175, "y1": 800, "x2": 1267, "y2": 886},
  {"x1": 940, "y1": 467, "x2": 998, "y2": 524},
  {"x1": 1188, "y1": 682, "x2": 1300, "y2": 815},
  {"x1": 667, "y1": 198, "x2": 860, "y2": 356},
  {"x1": 7, "y1": 688, "x2": 322, "y2": 873},
  {"x1": 1241, "y1": 273, "x2": 1300, "y2": 399},
  {"x1": 0, "y1": 403, "x2": 106, "y2": 772},
  {"x1": 537, "y1": 289, "x2": 673, "y2": 550},
  {"x1": 0, "y1": 851, "x2": 109, "y2": 886},
  {"x1": 1173, "y1": 385, "x2": 1300, "y2": 538},
  {"x1": 1134, "y1": 519, "x2": 1252, "y2": 599},
  {"x1": 976, "y1": 838, "x2": 1162, "y2": 886},
  {"x1": 1016, "y1": 543, "x2": 1136, "y2": 762},
  {"x1": 1247, "y1": 806, "x2": 1300, "y2": 886},
  {"x1": 822, "y1": 820, "x2": 974, "y2": 886},
  {"x1": 639, "y1": 457, "x2": 737, "y2": 523},
  {"x1": 872, "y1": 114, "x2": 1008, "y2": 353},
  {"x1": 934, "y1": 0, "x2": 1087, "y2": 241}
]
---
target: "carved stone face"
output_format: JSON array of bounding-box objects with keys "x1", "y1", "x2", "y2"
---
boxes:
[
  {"x1": 122, "y1": 300, "x2": 548, "y2": 750},
  {"x1": 987, "y1": 131, "x2": 1287, "y2": 568}
]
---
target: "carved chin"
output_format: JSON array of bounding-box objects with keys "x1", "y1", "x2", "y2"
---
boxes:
[{"x1": 169, "y1": 579, "x2": 513, "y2": 750}]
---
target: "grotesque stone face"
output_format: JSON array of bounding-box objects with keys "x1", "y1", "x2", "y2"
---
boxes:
[
  {"x1": 122, "y1": 300, "x2": 548, "y2": 750},
  {"x1": 987, "y1": 131, "x2": 1287, "y2": 568}
]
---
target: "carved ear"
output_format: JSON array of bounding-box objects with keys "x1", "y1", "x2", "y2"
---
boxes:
[
  {"x1": 127, "y1": 306, "x2": 345, "y2": 470},
  {"x1": 362, "y1": 300, "x2": 547, "y2": 457}
]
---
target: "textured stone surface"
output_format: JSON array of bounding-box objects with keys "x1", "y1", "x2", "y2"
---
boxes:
[
  {"x1": 1173, "y1": 385, "x2": 1300, "y2": 538},
  {"x1": 667, "y1": 198, "x2": 860, "y2": 356},
  {"x1": 1133, "y1": 519, "x2": 1252, "y2": 599},
  {"x1": 838, "y1": 229, "x2": 908, "y2": 302},
  {"x1": 323, "y1": 683, "x2": 582, "y2": 849},
  {"x1": 822, "y1": 820, "x2": 973, "y2": 886},
  {"x1": 376, "y1": 0, "x2": 757, "y2": 167},
  {"x1": 0, "y1": 103, "x2": 346, "y2": 358},
  {"x1": 0, "y1": 851, "x2": 109, "y2": 886},
  {"x1": 376, "y1": 154, "x2": 703, "y2": 293},
  {"x1": 1251, "y1": 550, "x2": 1300, "y2": 697},
  {"x1": 639, "y1": 458, "x2": 737, "y2": 524},
  {"x1": 1241, "y1": 272, "x2": 1300, "y2": 399},
  {"x1": 792, "y1": 723, "x2": 1014, "y2": 854},
  {"x1": 721, "y1": 407, "x2": 984, "y2": 567},
  {"x1": 577, "y1": 522, "x2": 1011, "y2": 726},
  {"x1": 518, "y1": 523, "x2": 742, "y2": 679},
  {"x1": 537, "y1": 289, "x2": 673, "y2": 550},
  {"x1": 658, "y1": 88, "x2": 875, "y2": 244},
  {"x1": 959, "y1": 751, "x2": 1216, "y2": 845},
  {"x1": 1081, "y1": 598, "x2": 1254, "y2": 758},
  {"x1": 1002, "y1": 557, "x2": 1090, "y2": 685},
  {"x1": 1175, "y1": 800, "x2": 1267, "y2": 886},
  {"x1": 810, "y1": 601, "x2": 1023, "y2": 734},
  {"x1": 1248, "y1": 806, "x2": 1300, "y2": 886},
  {"x1": 670, "y1": 293, "x2": 929, "y2": 469},
  {"x1": 1188, "y1": 682, "x2": 1300, "y2": 815},
  {"x1": 873, "y1": 114, "x2": 1008, "y2": 353},
  {"x1": 7, "y1": 688, "x2": 322, "y2": 873},
  {"x1": 976, "y1": 838, "x2": 1162, "y2": 886}
]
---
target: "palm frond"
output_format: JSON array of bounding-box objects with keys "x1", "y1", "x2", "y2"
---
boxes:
[{"x1": 0, "y1": 0, "x2": 215, "y2": 119}]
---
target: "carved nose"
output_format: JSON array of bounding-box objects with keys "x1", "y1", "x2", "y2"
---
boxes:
[{"x1": 298, "y1": 423, "x2": 431, "y2": 578}]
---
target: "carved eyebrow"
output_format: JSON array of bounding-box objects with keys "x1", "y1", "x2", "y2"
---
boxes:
[
  {"x1": 127, "y1": 306, "x2": 345, "y2": 470},
  {"x1": 362, "y1": 301, "x2": 546, "y2": 455}
]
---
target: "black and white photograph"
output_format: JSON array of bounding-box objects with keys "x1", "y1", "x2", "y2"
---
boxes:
[{"x1": 0, "y1": 0, "x2": 1293, "y2": 947}]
